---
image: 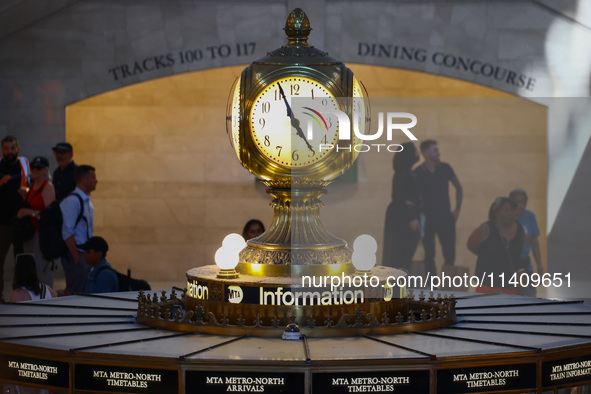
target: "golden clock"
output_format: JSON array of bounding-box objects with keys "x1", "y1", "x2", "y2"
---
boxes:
[{"x1": 226, "y1": 8, "x2": 369, "y2": 270}]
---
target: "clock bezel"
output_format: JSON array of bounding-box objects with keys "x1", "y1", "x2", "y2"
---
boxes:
[
  {"x1": 249, "y1": 75, "x2": 340, "y2": 169},
  {"x1": 226, "y1": 76, "x2": 242, "y2": 161},
  {"x1": 237, "y1": 65, "x2": 358, "y2": 185}
]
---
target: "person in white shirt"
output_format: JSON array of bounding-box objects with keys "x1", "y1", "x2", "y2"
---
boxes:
[
  {"x1": 60, "y1": 165, "x2": 97, "y2": 295},
  {"x1": 10, "y1": 253, "x2": 57, "y2": 302}
]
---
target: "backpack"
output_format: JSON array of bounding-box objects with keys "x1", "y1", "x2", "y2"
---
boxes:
[
  {"x1": 96, "y1": 266, "x2": 151, "y2": 292},
  {"x1": 38, "y1": 193, "x2": 85, "y2": 260}
]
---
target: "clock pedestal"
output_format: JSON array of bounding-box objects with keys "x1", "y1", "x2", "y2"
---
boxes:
[{"x1": 239, "y1": 187, "x2": 355, "y2": 276}]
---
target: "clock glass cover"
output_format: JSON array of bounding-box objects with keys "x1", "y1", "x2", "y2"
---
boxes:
[{"x1": 226, "y1": 77, "x2": 241, "y2": 160}]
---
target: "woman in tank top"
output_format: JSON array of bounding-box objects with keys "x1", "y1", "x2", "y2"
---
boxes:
[
  {"x1": 9, "y1": 253, "x2": 57, "y2": 302},
  {"x1": 16, "y1": 156, "x2": 56, "y2": 287},
  {"x1": 467, "y1": 197, "x2": 526, "y2": 295}
]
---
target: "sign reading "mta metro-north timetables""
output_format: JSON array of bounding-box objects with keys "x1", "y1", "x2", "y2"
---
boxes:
[{"x1": 0, "y1": 355, "x2": 69, "y2": 389}]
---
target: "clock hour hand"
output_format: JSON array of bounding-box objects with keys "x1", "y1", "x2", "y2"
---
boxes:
[
  {"x1": 277, "y1": 83, "x2": 315, "y2": 154},
  {"x1": 290, "y1": 116, "x2": 315, "y2": 154}
]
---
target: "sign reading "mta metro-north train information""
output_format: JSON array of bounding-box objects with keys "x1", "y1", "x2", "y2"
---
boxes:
[
  {"x1": 542, "y1": 355, "x2": 591, "y2": 388},
  {"x1": 0, "y1": 354, "x2": 69, "y2": 389}
]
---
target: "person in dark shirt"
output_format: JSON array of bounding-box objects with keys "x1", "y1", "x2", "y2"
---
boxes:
[
  {"x1": 467, "y1": 197, "x2": 526, "y2": 294},
  {"x1": 414, "y1": 140, "x2": 463, "y2": 276},
  {"x1": 82, "y1": 236, "x2": 119, "y2": 294},
  {"x1": 52, "y1": 142, "x2": 78, "y2": 201},
  {"x1": 382, "y1": 142, "x2": 421, "y2": 271},
  {"x1": 0, "y1": 135, "x2": 30, "y2": 302}
]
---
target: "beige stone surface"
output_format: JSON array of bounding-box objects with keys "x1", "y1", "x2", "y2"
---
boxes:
[{"x1": 67, "y1": 65, "x2": 546, "y2": 283}]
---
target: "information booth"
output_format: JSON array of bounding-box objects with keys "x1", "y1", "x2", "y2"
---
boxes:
[{"x1": 1, "y1": 291, "x2": 591, "y2": 393}]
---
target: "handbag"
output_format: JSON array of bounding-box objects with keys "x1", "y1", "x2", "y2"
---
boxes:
[
  {"x1": 11, "y1": 184, "x2": 45, "y2": 242},
  {"x1": 11, "y1": 208, "x2": 36, "y2": 242}
]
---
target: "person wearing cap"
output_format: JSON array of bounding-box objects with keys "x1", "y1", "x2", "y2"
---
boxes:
[
  {"x1": 16, "y1": 156, "x2": 56, "y2": 287},
  {"x1": 52, "y1": 142, "x2": 78, "y2": 201},
  {"x1": 0, "y1": 135, "x2": 30, "y2": 302},
  {"x1": 82, "y1": 236, "x2": 119, "y2": 294}
]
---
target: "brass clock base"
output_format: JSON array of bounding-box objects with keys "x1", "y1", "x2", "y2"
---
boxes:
[
  {"x1": 241, "y1": 187, "x2": 352, "y2": 270},
  {"x1": 238, "y1": 248, "x2": 353, "y2": 267},
  {"x1": 236, "y1": 251, "x2": 355, "y2": 278},
  {"x1": 138, "y1": 265, "x2": 457, "y2": 338}
]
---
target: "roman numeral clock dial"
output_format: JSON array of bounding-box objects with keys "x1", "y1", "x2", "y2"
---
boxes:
[{"x1": 250, "y1": 77, "x2": 339, "y2": 168}]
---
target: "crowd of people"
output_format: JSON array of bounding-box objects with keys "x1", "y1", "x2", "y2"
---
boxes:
[
  {"x1": 1, "y1": 134, "x2": 263, "y2": 303},
  {"x1": 383, "y1": 140, "x2": 542, "y2": 295},
  {"x1": 0, "y1": 135, "x2": 118, "y2": 303},
  {"x1": 1, "y1": 133, "x2": 543, "y2": 301}
]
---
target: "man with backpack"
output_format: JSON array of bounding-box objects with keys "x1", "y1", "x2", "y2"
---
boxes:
[
  {"x1": 60, "y1": 165, "x2": 97, "y2": 295},
  {"x1": 81, "y1": 236, "x2": 118, "y2": 293},
  {"x1": 51, "y1": 142, "x2": 78, "y2": 201}
]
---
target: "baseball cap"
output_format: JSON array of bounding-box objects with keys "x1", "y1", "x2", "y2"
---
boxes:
[
  {"x1": 80, "y1": 236, "x2": 109, "y2": 252},
  {"x1": 51, "y1": 142, "x2": 73, "y2": 152},
  {"x1": 30, "y1": 156, "x2": 50, "y2": 168}
]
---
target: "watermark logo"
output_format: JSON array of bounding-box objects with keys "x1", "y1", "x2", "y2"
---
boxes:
[
  {"x1": 303, "y1": 106, "x2": 418, "y2": 153},
  {"x1": 302, "y1": 106, "x2": 329, "y2": 132}
]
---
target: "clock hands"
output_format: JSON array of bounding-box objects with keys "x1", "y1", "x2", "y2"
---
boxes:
[
  {"x1": 277, "y1": 82, "x2": 293, "y2": 118},
  {"x1": 291, "y1": 117, "x2": 315, "y2": 154},
  {"x1": 277, "y1": 83, "x2": 315, "y2": 154}
]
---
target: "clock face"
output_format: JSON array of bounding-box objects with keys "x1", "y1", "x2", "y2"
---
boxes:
[
  {"x1": 226, "y1": 77, "x2": 241, "y2": 160},
  {"x1": 250, "y1": 76, "x2": 340, "y2": 168}
]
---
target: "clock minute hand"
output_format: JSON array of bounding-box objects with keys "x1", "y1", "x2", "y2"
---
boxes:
[
  {"x1": 277, "y1": 83, "x2": 292, "y2": 118},
  {"x1": 277, "y1": 83, "x2": 315, "y2": 154}
]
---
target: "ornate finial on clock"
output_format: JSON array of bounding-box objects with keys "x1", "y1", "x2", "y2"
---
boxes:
[{"x1": 284, "y1": 8, "x2": 311, "y2": 44}]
